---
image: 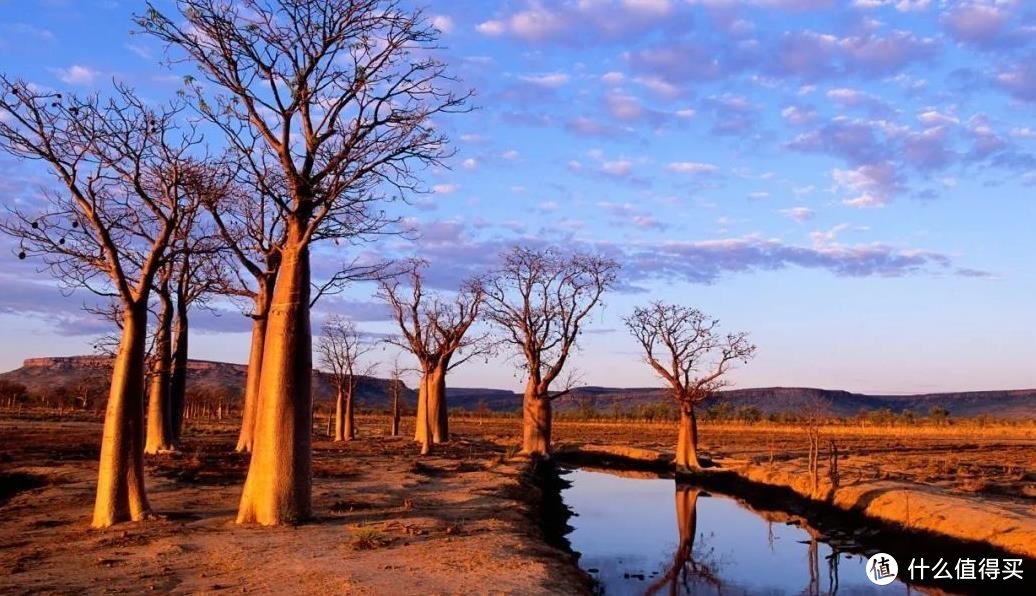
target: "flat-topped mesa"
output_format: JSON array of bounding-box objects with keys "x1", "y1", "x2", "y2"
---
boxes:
[
  {"x1": 22, "y1": 356, "x2": 113, "y2": 369},
  {"x1": 20, "y1": 355, "x2": 247, "y2": 374}
]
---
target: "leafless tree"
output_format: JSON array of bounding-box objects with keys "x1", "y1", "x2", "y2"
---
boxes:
[
  {"x1": 379, "y1": 260, "x2": 484, "y2": 455},
  {"x1": 317, "y1": 315, "x2": 374, "y2": 442},
  {"x1": 387, "y1": 359, "x2": 407, "y2": 437},
  {"x1": 168, "y1": 241, "x2": 228, "y2": 444},
  {"x1": 195, "y1": 165, "x2": 284, "y2": 453},
  {"x1": 0, "y1": 79, "x2": 203, "y2": 527},
  {"x1": 140, "y1": 0, "x2": 469, "y2": 524},
  {"x1": 624, "y1": 302, "x2": 756, "y2": 469},
  {"x1": 480, "y1": 247, "x2": 619, "y2": 457},
  {"x1": 145, "y1": 263, "x2": 178, "y2": 454}
]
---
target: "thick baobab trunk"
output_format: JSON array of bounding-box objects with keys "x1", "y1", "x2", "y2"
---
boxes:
[
  {"x1": 521, "y1": 382, "x2": 552, "y2": 457},
  {"x1": 235, "y1": 286, "x2": 270, "y2": 453},
  {"x1": 675, "y1": 405, "x2": 702, "y2": 469},
  {"x1": 92, "y1": 304, "x2": 153, "y2": 527},
  {"x1": 169, "y1": 297, "x2": 188, "y2": 443},
  {"x1": 415, "y1": 374, "x2": 432, "y2": 454},
  {"x1": 414, "y1": 372, "x2": 429, "y2": 443},
  {"x1": 427, "y1": 365, "x2": 447, "y2": 444},
  {"x1": 344, "y1": 385, "x2": 355, "y2": 440},
  {"x1": 333, "y1": 385, "x2": 355, "y2": 441},
  {"x1": 145, "y1": 291, "x2": 176, "y2": 454},
  {"x1": 236, "y1": 236, "x2": 312, "y2": 525}
]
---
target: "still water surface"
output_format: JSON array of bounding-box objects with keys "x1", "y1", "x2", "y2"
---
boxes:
[{"x1": 561, "y1": 468, "x2": 912, "y2": 595}]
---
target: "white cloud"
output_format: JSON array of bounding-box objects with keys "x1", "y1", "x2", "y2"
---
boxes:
[
  {"x1": 622, "y1": 0, "x2": 672, "y2": 16},
  {"x1": 462, "y1": 158, "x2": 478, "y2": 170},
  {"x1": 601, "y1": 160, "x2": 633, "y2": 176},
  {"x1": 634, "y1": 75, "x2": 680, "y2": 98},
  {"x1": 432, "y1": 183, "x2": 458, "y2": 195},
  {"x1": 518, "y1": 72, "x2": 570, "y2": 87},
  {"x1": 53, "y1": 65, "x2": 100, "y2": 85},
  {"x1": 431, "y1": 15, "x2": 454, "y2": 34},
  {"x1": 501, "y1": 149, "x2": 519, "y2": 160},
  {"x1": 666, "y1": 161, "x2": 718, "y2": 175},
  {"x1": 601, "y1": 71, "x2": 625, "y2": 85},
  {"x1": 780, "y1": 207, "x2": 815, "y2": 222},
  {"x1": 918, "y1": 110, "x2": 959, "y2": 127},
  {"x1": 476, "y1": 20, "x2": 505, "y2": 36}
]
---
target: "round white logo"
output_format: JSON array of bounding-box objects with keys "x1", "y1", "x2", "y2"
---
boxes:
[{"x1": 865, "y1": 553, "x2": 899, "y2": 586}]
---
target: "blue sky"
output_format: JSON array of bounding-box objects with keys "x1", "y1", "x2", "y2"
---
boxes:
[{"x1": 1, "y1": 0, "x2": 1034, "y2": 394}]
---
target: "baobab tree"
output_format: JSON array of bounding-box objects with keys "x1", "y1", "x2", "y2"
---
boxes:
[
  {"x1": 169, "y1": 241, "x2": 227, "y2": 443},
  {"x1": 624, "y1": 303, "x2": 756, "y2": 469},
  {"x1": 380, "y1": 261, "x2": 484, "y2": 454},
  {"x1": 145, "y1": 264, "x2": 178, "y2": 454},
  {"x1": 0, "y1": 80, "x2": 202, "y2": 527},
  {"x1": 147, "y1": 180, "x2": 226, "y2": 452},
  {"x1": 317, "y1": 315, "x2": 374, "y2": 442},
  {"x1": 141, "y1": 0, "x2": 469, "y2": 524},
  {"x1": 480, "y1": 247, "x2": 619, "y2": 457},
  {"x1": 201, "y1": 171, "x2": 285, "y2": 453}
]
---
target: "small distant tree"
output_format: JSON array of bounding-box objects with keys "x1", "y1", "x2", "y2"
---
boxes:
[
  {"x1": 317, "y1": 316, "x2": 374, "y2": 442},
  {"x1": 380, "y1": 261, "x2": 484, "y2": 454},
  {"x1": 480, "y1": 246, "x2": 619, "y2": 457},
  {"x1": 0, "y1": 380, "x2": 28, "y2": 408},
  {"x1": 387, "y1": 360, "x2": 407, "y2": 437},
  {"x1": 928, "y1": 405, "x2": 950, "y2": 426},
  {"x1": 624, "y1": 302, "x2": 756, "y2": 469}
]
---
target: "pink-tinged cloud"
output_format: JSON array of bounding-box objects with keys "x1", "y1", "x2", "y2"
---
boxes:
[{"x1": 943, "y1": 2, "x2": 1012, "y2": 48}]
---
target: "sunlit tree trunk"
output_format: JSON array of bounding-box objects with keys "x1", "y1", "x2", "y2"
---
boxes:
[
  {"x1": 169, "y1": 294, "x2": 189, "y2": 443},
  {"x1": 344, "y1": 383, "x2": 355, "y2": 441},
  {"x1": 236, "y1": 227, "x2": 312, "y2": 525},
  {"x1": 414, "y1": 372, "x2": 429, "y2": 445},
  {"x1": 675, "y1": 405, "x2": 702, "y2": 469},
  {"x1": 521, "y1": 380, "x2": 552, "y2": 457},
  {"x1": 145, "y1": 289, "x2": 176, "y2": 454},
  {"x1": 235, "y1": 285, "x2": 270, "y2": 453},
  {"x1": 92, "y1": 303, "x2": 153, "y2": 528},
  {"x1": 427, "y1": 365, "x2": 447, "y2": 444},
  {"x1": 333, "y1": 385, "x2": 355, "y2": 442}
]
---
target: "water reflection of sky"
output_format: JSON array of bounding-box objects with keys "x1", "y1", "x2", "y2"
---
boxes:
[{"x1": 562, "y1": 468, "x2": 909, "y2": 595}]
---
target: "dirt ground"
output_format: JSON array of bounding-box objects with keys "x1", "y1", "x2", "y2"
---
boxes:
[
  {"x1": 1, "y1": 412, "x2": 1034, "y2": 594},
  {"x1": 0, "y1": 414, "x2": 585, "y2": 595}
]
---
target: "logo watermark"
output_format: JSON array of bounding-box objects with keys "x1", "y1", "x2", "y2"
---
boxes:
[{"x1": 866, "y1": 553, "x2": 898, "y2": 586}]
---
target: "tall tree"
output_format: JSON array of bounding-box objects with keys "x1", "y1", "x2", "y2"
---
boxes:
[
  {"x1": 141, "y1": 0, "x2": 468, "y2": 524},
  {"x1": 623, "y1": 303, "x2": 756, "y2": 469},
  {"x1": 202, "y1": 166, "x2": 285, "y2": 453},
  {"x1": 0, "y1": 80, "x2": 201, "y2": 527},
  {"x1": 145, "y1": 264, "x2": 178, "y2": 454},
  {"x1": 480, "y1": 247, "x2": 619, "y2": 457},
  {"x1": 317, "y1": 315, "x2": 374, "y2": 442},
  {"x1": 380, "y1": 262, "x2": 484, "y2": 454},
  {"x1": 168, "y1": 244, "x2": 226, "y2": 443}
]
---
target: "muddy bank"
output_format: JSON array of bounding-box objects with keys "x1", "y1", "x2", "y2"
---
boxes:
[
  {"x1": 555, "y1": 444, "x2": 1036, "y2": 562},
  {"x1": 0, "y1": 418, "x2": 588, "y2": 595}
]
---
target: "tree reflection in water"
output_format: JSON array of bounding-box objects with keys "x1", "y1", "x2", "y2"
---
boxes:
[
  {"x1": 645, "y1": 486, "x2": 724, "y2": 595},
  {"x1": 645, "y1": 484, "x2": 844, "y2": 596}
]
